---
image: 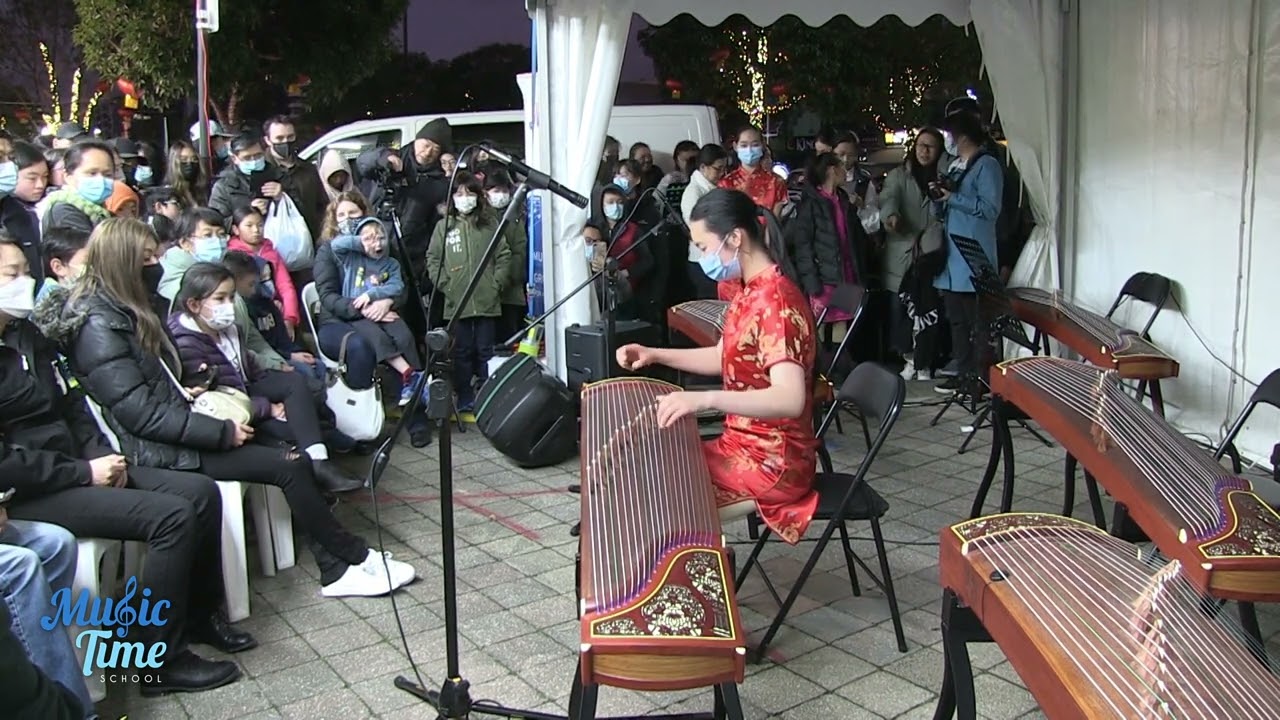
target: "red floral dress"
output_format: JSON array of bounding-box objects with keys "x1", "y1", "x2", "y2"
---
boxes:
[
  {"x1": 704, "y1": 265, "x2": 819, "y2": 544},
  {"x1": 716, "y1": 167, "x2": 789, "y2": 303}
]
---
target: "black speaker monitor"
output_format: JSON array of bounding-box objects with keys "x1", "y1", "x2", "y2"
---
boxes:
[
  {"x1": 564, "y1": 319, "x2": 663, "y2": 392},
  {"x1": 475, "y1": 354, "x2": 578, "y2": 468}
]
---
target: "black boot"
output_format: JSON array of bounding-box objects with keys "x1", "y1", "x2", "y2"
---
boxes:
[
  {"x1": 313, "y1": 460, "x2": 365, "y2": 493},
  {"x1": 139, "y1": 650, "x2": 240, "y2": 696},
  {"x1": 188, "y1": 610, "x2": 258, "y2": 654},
  {"x1": 409, "y1": 421, "x2": 434, "y2": 448}
]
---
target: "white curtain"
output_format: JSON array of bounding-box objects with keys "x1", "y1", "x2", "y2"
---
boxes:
[
  {"x1": 969, "y1": 1, "x2": 1064, "y2": 359},
  {"x1": 529, "y1": 0, "x2": 635, "y2": 377}
]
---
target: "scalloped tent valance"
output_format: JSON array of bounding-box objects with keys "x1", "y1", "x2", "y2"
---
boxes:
[{"x1": 631, "y1": 0, "x2": 972, "y2": 27}]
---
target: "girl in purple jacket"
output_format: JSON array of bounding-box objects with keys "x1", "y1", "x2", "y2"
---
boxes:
[{"x1": 168, "y1": 262, "x2": 363, "y2": 494}]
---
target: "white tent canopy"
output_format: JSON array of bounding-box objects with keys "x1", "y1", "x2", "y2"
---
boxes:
[{"x1": 523, "y1": 0, "x2": 1280, "y2": 465}]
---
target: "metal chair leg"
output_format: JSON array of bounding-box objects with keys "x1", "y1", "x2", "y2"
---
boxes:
[
  {"x1": 717, "y1": 683, "x2": 746, "y2": 720},
  {"x1": 838, "y1": 522, "x2": 862, "y2": 597},
  {"x1": 1238, "y1": 602, "x2": 1270, "y2": 668},
  {"x1": 870, "y1": 517, "x2": 908, "y2": 652}
]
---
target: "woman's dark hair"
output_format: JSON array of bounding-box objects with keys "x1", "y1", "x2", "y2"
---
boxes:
[
  {"x1": 222, "y1": 250, "x2": 260, "y2": 280},
  {"x1": 735, "y1": 125, "x2": 764, "y2": 144},
  {"x1": 673, "y1": 140, "x2": 699, "y2": 158},
  {"x1": 64, "y1": 140, "x2": 115, "y2": 173},
  {"x1": 908, "y1": 127, "x2": 946, "y2": 165},
  {"x1": 148, "y1": 214, "x2": 175, "y2": 245},
  {"x1": 176, "y1": 261, "x2": 234, "y2": 314},
  {"x1": 615, "y1": 158, "x2": 643, "y2": 182},
  {"x1": 582, "y1": 220, "x2": 607, "y2": 238},
  {"x1": 446, "y1": 171, "x2": 493, "y2": 224},
  {"x1": 804, "y1": 153, "x2": 842, "y2": 188},
  {"x1": 697, "y1": 144, "x2": 729, "y2": 169},
  {"x1": 11, "y1": 141, "x2": 47, "y2": 171},
  {"x1": 229, "y1": 133, "x2": 261, "y2": 156},
  {"x1": 175, "y1": 207, "x2": 227, "y2": 240},
  {"x1": 628, "y1": 142, "x2": 650, "y2": 158},
  {"x1": 600, "y1": 185, "x2": 626, "y2": 204},
  {"x1": 483, "y1": 168, "x2": 513, "y2": 190},
  {"x1": 41, "y1": 227, "x2": 91, "y2": 276},
  {"x1": 689, "y1": 189, "x2": 799, "y2": 287},
  {"x1": 942, "y1": 111, "x2": 988, "y2": 148},
  {"x1": 230, "y1": 204, "x2": 263, "y2": 230}
]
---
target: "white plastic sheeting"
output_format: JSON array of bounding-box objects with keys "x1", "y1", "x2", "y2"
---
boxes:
[
  {"x1": 632, "y1": 0, "x2": 970, "y2": 27},
  {"x1": 1073, "y1": 0, "x2": 1280, "y2": 462},
  {"x1": 526, "y1": 0, "x2": 635, "y2": 376},
  {"x1": 970, "y1": 1, "x2": 1064, "y2": 360}
]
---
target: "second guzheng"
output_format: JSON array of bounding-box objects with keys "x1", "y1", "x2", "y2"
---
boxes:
[
  {"x1": 667, "y1": 300, "x2": 729, "y2": 347},
  {"x1": 576, "y1": 377, "x2": 746, "y2": 706},
  {"x1": 939, "y1": 513, "x2": 1280, "y2": 720},
  {"x1": 991, "y1": 355, "x2": 1280, "y2": 599},
  {"x1": 1007, "y1": 287, "x2": 1179, "y2": 381}
]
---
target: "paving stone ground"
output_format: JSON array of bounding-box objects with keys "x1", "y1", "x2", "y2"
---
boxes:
[{"x1": 93, "y1": 381, "x2": 1280, "y2": 719}]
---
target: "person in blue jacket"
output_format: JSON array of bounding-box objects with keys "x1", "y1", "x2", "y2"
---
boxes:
[{"x1": 931, "y1": 110, "x2": 1003, "y2": 395}]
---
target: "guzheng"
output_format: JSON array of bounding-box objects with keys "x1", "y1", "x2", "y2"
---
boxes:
[
  {"x1": 941, "y1": 513, "x2": 1280, "y2": 720},
  {"x1": 578, "y1": 377, "x2": 746, "y2": 691},
  {"x1": 991, "y1": 356, "x2": 1280, "y2": 599},
  {"x1": 1007, "y1": 287, "x2": 1179, "y2": 380},
  {"x1": 667, "y1": 300, "x2": 729, "y2": 347}
]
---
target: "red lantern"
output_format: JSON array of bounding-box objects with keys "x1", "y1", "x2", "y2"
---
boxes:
[
  {"x1": 14, "y1": 108, "x2": 31, "y2": 122},
  {"x1": 115, "y1": 78, "x2": 137, "y2": 97},
  {"x1": 95, "y1": 80, "x2": 112, "y2": 95},
  {"x1": 117, "y1": 107, "x2": 135, "y2": 119},
  {"x1": 770, "y1": 83, "x2": 788, "y2": 97},
  {"x1": 664, "y1": 78, "x2": 683, "y2": 91},
  {"x1": 295, "y1": 74, "x2": 312, "y2": 87},
  {"x1": 710, "y1": 48, "x2": 731, "y2": 64}
]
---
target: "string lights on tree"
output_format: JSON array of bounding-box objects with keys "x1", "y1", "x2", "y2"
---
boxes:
[
  {"x1": 38, "y1": 41, "x2": 104, "y2": 133},
  {"x1": 715, "y1": 28, "x2": 803, "y2": 128}
]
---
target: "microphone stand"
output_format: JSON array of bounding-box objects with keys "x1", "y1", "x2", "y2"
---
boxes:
[{"x1": 389, "y1": 175, "x2": 719, "y2": 720}]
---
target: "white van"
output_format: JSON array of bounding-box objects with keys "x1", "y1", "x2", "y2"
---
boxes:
[{"x1": 299, "y1": 105, "x2": 720, "y2": 175}]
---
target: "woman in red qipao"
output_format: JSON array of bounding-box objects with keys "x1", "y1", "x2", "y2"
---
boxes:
[
  {"x1": 616, "y1": 189, "x2": 819, "y2": 544},
  {"x1": 715, "y1": 126, "x2": 790, "y2": 304}
]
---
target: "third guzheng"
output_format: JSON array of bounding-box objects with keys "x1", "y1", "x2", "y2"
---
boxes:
[
  {"x1": 990, "y1": 355, "x2": 1280, "y2": 599},
  {"x1": 667, "y1": 300, "x2": 729, "y2": 348},
  {"x1": 941, "y1": 513, "x2": 1280, "y2": 720}
]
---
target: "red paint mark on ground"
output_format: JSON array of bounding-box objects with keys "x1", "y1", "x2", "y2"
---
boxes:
[
  {"x1": 766, "y1": 647, "x2": 787, "y2": 664},
  {"x1": 452, "y1": 494, "x2": 541, "y2": 541},
  {"x1": 346, "y1": 488, "x2": 567, "y2": 541}
]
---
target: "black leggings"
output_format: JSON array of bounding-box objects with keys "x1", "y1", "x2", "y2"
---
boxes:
[
  {"x1": 198, "y1": 444, "x2": 368, "y2": 584},
  {"x1": 6, "y1": 466, "x2": 222, "y2": 662},
  {"x1": 250, "y1": 369, "x2": 323, "y2": 451}
]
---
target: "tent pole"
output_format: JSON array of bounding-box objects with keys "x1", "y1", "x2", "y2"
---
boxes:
[{"x1": 1057, "y1": 0, "x2": 1079, "y2": 295}]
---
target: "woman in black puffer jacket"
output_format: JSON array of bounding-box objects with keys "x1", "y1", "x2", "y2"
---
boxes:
[
  {"x1": 786, "y1": 152, "x2": 870, "y2": 322},
  {"x1": 35, "y1": 218, "x2": 417, "y2": 600}
]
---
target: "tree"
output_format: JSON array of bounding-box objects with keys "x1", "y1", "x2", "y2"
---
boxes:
[
  {"x1": 71, "y1": 0, "x2": 411, "y2": 124},
  {"x1": 443, "y1": 44, "x2": 530, "y2": 112},
  {"x1": 639, "y1": 14, "x2": 985, "y2": 131},
  {"x1": 0, "y1": 0, "x2": 101, "y2": 130}
]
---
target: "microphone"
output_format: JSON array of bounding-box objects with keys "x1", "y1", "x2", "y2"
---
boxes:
[{"x1": 480, "y1": 144, "x2": 589, "y2": 209}]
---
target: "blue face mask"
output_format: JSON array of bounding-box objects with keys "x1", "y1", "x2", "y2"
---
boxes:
[
  {"x1": 0, "y1": 161, "x2": 17, "y2": 196},
  {"x1": 698, "y1": 238, "x2": 741, "y2": 282},
  {"x1": 737, "y1": 147, "x2": 764, "y2": 166},
  {"x1": 76, "y1": 176, "x2": 114, "y2": 206},
  {"x1": 257, "y1": 279, "x2": 276, "y2": 300},
  {"x1": 237, "y1": 158, "x2": 265, "y2": 175},
  {"x1": 192, "y1": 235, "x2": 228, "y2": 263},
  {"x1": 612, "y1": 176, "x2": 630, "y2": 192},
  {"x1": 134, "y1": 165, "x2": 154, "y2": 185},
  {"x1": 216, "y1": 144, "x2": 231, "y2": 160},
  {"x1": 603, "y1": 203, "x2": 624, "y2": 222}
]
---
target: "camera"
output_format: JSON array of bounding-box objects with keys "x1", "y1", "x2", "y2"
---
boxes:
[{"x1": 928, "y1": 176, "x2": 953, "y2": 201}]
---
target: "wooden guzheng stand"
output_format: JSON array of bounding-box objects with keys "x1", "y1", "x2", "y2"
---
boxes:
[
  {"x1": 933, "y1": 513, "x2": 1280, "y2": 720},
  {"x1": 574, "y1": 378, "x2": 746, "y2": 720},
  {"x1": 667, "y1": 300, "x2": 729, "y2": 348}
]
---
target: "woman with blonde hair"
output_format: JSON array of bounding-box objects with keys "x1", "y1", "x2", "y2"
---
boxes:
[
  {"x1": 167, "y1": 139, "x2": 209, "y2": 208},
  {"x1": 318, "y1": 191, "x2": 371, "y2": 242},
  {"x1": 39, "y1": 218, "x2": 418, "y2": 600}
]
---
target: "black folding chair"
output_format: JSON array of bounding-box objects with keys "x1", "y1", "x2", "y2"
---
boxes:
[
  {"x1": 815, "y1": 283, "x2": 872, "y2": 450},
  {"x1": 734, "y1": 363, "x2": 908, "y2": 662},
  {"x1": 1212, "y1": 368, "x2": 1280, "y2": 476},
  {"x1": 1105, "y1": 271, "x2": 1173, "y2": 412}
]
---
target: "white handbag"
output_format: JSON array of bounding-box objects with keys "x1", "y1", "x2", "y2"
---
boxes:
[{"x1": 324, "y1": 332, "x2": 385, "y2": 441}]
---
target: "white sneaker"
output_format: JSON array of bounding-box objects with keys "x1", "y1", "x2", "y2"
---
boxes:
[
  {"x1": 917, "y1": 369, "x2": 933, "y2": 381},
  {"x1": 900, "y1": 362, "x2": 917, "y2": 381},
  {"x1": 320, "y1": 550, "x2": 416, "y2": 598}
]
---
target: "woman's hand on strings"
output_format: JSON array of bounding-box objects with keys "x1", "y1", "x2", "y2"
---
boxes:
[
  {"x1": 655, "y1": 391, "x2": 709, "y2": 428},
  {"x1": 616, "y1": 344, "x2": 656, "y2": 371}
]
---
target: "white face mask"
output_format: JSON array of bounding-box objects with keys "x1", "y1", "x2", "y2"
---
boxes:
[
  {"x1": 203, "y1": 301, "x2": 236, "y2": 331},
  {"x1": 0, "y1": 275, "x2": 36, "y2": 320},
  {"x1": 943, "y1": 131, "x2": 959, "y2": 157},
  {"x1": 603, "y1": 203, "x2": 624, "y2": 221},
  {"x1": 453, "y1": 195, "x2": 478, "y2": 214},
  {"x1": 487, "y1": 191, "x2": 511, "y2": 209}
]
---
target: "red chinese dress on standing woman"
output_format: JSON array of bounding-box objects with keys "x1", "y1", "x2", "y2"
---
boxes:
[
  {"x1": 704, "y1": 264, "x2": 819, "y2": 544},
  {"x1": 716, "y1": 166, "x2": 789, "y2": 304}
]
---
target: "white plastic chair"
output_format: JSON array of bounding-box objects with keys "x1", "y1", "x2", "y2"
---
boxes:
[
  {"x1": 72, "y1": 538, "x2": 123, "y2": 702},
  {"x1": 302, "y1": 282, "x2": 341, "y2": 370}
]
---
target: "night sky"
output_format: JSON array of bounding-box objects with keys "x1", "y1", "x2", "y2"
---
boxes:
[{"x1": 411, "y1": 0, "x2": 654, "y2": 81}]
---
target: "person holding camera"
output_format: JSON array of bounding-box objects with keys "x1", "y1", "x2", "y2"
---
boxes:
[
  {"x1": 355, "y1": 118, "x2": 453, "y2": 329},
  {"x1": 930, "y1": 112, "x2": 1002, "y2": 396}
]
